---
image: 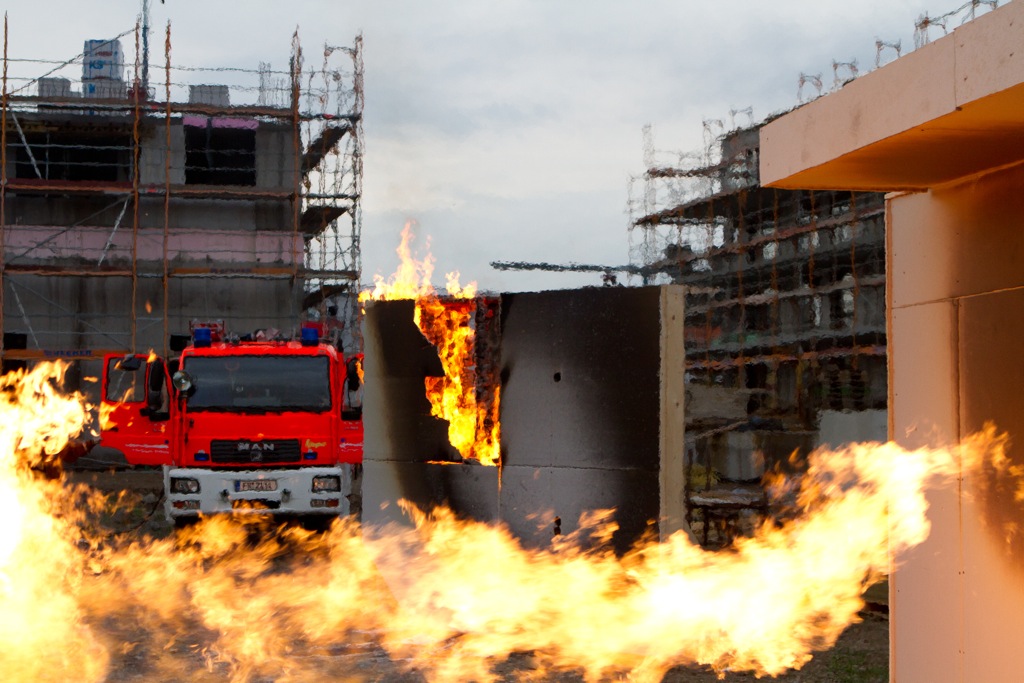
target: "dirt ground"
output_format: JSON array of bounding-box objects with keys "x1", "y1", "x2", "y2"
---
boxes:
[
  {"x1": 67, "y1": 468, "x2": 890, "y2": 683},
  {"x1": 660, "y1": 612, "x2": 888, "y2": 682},
  {"x1": 96, "y1": 613, "x2": 888, "y2": 683}
]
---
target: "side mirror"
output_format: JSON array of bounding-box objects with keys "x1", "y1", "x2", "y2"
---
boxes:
[
  {"x1": 172, "y1": 370, "x2": 196, "y2": 396},
  {"x1": 145, "y1": 360, "x2": 168, "y2": 418}
]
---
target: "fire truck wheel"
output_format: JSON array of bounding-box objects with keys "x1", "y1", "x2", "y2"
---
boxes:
[
  {"x1": 173, "y1": 516, "x2": 200, "y2": 530},
  {"x1": 297, "y1": 515, "x2": 336, "y2": 533}
]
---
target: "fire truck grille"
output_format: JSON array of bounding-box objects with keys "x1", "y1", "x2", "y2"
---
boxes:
[{"x1": 210, "y1": 439, "x2": 302, "y2": 464}]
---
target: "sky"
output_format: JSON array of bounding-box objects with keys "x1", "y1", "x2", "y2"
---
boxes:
[{"x1": 2, "y1": 0, "x2": 993, "y2": 292}]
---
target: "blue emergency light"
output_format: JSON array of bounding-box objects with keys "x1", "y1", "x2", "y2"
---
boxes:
[
  {"x1": 194, "y1": 327, "x2": 213, "y2": 348},
  {"x1": 300, "y1": 326, "x2": 320, "y2": 346}
]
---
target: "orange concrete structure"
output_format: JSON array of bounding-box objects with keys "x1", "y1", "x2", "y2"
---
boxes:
[{"x1": 761, "y1": 1, "x2": 1024, "y2": 679}]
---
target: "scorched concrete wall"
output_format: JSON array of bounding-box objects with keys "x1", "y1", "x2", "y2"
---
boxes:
[{"x1": 362, "y1": 285, "x2": 687, "y2": 554}]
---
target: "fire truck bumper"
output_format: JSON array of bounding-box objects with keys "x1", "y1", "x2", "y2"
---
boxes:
[{"x1": 163, "y1": 464, "x2": 355, "y2": 518}]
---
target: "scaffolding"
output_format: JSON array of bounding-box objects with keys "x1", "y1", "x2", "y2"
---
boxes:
[
  {"x1": 628, "y1": 123, "x2": 887, "y2": 546},
  {"x1": 0, "y1": 17, "x2": 363, "y2": 395},
  {"x1": 621, "y1": 1, "x2": 1000, "y2": 433}
]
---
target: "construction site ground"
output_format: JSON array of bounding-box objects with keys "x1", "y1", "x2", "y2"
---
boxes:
[{"x1": 68, "y1": 468, "x2": 889, "y2": 683}]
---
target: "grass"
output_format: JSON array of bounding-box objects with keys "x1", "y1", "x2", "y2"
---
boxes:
[{"x1": 826, "y1": 650, "x2": 888, "y2": 682}]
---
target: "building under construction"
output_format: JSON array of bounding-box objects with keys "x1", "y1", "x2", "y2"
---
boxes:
[
  {"x1": 0, "y1": 21, "x2": 363, "y2": 403},
  {"x1": 630, "y1": 123, "x2": 888, "y2": 542}
]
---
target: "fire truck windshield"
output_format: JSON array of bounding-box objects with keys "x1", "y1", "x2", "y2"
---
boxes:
[{"x1": 182, "y1": 355, "x2": 331, "y2": 413}]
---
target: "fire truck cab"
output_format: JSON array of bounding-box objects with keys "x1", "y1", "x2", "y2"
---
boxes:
[{"x1": 98, "y1": 322, "x2": 363, "y2": 522}]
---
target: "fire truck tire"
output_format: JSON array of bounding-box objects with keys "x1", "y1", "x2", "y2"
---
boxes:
[
  {"x1": 296, "y1": 515, "x2": 337, "y2": 533},
  {"x1": 173, "y1": 516, "x2": 200, "y2": 530}
]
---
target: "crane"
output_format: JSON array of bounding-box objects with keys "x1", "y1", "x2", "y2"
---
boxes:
[{"x1": 489, "y1": 260, "x2": 658, "y2": 286}]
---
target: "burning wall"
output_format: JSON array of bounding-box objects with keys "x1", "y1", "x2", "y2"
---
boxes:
[{"x1": 362, "y1": 285, "x2": 688, "y2": 553}]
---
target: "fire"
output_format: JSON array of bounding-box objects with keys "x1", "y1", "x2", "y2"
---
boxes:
[
  {"x1": 99, "y1": 384, "x2": 137, "y2": 432},
  {"x1": 98, "y1": 400, "x2": 118, "y2": 432},
  {"x1": 351, "y1": 432, "x2": 1000, "y2": 681},
  {"x1": 0, "y1": 362, "x2": 108, "y2": 682},
  {"x1": 108, "y1": 425, "x2": 1000, "y2": 681},
  {"x1": 361, "y1": 223, "x2": 501, "y2": 466},
  {"x1": 0, "y1": 359, "x2": 1020, "y2": 680}
]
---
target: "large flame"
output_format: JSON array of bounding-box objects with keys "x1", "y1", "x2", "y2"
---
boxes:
[
  {"x1": 361, "y1": 223, "x2": 501, "y2": 466},
  {"x1": 0, "y1": 362, "x2": 108, "y2": 682},
  {"x1": 0, "y1": 361, "x2": 1018, "y2": 680}
]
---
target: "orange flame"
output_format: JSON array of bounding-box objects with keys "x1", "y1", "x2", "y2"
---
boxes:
[
  {"x1": 0, "y1": 362, "x2": 108, "y2": 682},
  {"x1": 98, "y1": 383, "x2": 138, "y2": 432},
  {"x1": 361, "y1": 223, "x2": 500, "y2": 465},
  {"x1": 1, "y1": 361, "x2": 1021, "y2": 680},
  {"x1": 98, "y1": 400, "x2": 117, "y2": 432},
  {"x1": 102, "y1": 428, "x2": 1009, "y2": 680}
]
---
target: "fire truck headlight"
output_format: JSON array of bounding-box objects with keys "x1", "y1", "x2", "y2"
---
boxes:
[
  {"x1": 312, "y1": 475, "x2": 341, "y2": 493},
  {"x1": 170, "y1": 477, "x2": 200, "y2": 494}
]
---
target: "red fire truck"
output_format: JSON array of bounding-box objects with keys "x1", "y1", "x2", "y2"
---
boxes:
[{"x1": 98, "y1": 322, "x2": 363, "y2": 522}]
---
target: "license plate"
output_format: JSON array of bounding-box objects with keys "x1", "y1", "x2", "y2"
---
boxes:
[{"x1": 235, "y1": 479, "x2": 277, "y2": 493}]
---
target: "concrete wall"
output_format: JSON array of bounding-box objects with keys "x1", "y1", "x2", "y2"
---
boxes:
[
  {"x1": 7, "y1": 195, "x2": 293, "y2": 238},
  {"x1": 817, "y1": 409, "x2": 887, "y2": 449},
  {"x1": 5, "y1": 224, "x2": 301, "y2": 267},
  {"x1": 886, "y1": 161, "x2": 1024, "y2": 680},
  {"x1": 255, "y1": 123, "x2": 298, "y2": 190},
  {"x1": 362, "y1": 286, "x2": 687, "y2": 554},
  {"x1": 3, "y1": 274, "x2": 300, "y2": 354},
  {"x1": 138, "y1": 123, "x2": 186, "y2": 185}
]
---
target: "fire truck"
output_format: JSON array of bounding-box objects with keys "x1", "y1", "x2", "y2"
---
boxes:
[{"x1": 98, "y1": 321, "x2": 363, "y2": 523}]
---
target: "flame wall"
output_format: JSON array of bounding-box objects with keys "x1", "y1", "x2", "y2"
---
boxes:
[{"x1": 362, "y1": 285, "x2": 686, "y2": 554}]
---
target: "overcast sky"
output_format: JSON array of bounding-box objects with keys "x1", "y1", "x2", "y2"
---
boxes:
[{"x1": 3, "y1": 0, "x2": 991, "y2": 292}]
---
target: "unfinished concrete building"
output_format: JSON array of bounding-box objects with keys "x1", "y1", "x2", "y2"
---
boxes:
[
  {"x1": 630, "y1": 123, "x2": 887, "y2": 542},
  {"x1": 0, "y1": 25, "x2": 363, "y2": 403}
]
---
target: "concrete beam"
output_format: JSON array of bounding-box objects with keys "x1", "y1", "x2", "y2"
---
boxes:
[
  {"x1": 761, "y1": 0, "x2": 1024, "y2": 191},
  {"x1": 5, "y1": 224, "x2": 303, "y2": 266}
]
